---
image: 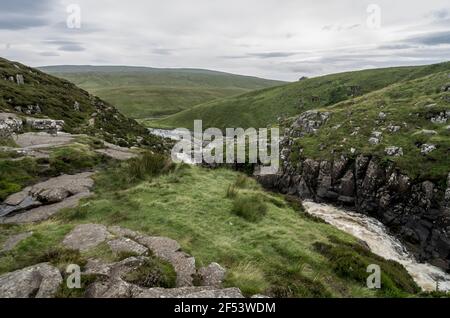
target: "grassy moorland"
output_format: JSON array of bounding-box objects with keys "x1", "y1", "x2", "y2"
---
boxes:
[
  {"x1": 39, "y1": 65, "x2": 285, "y2": 119},
  {"x1": 0, "y1": 153, "x2": 421, "y2": 298},
  {"x1": 152, "y1": 62, "x2": 450, "y2": 130}
]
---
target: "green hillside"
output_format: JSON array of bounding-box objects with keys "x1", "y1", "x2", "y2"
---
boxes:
[
  {"x1": 0, "y1": 58, "x2": 164, "y2": 149},
  {"x1": 39, "y1": 65, "x2": 285, "y2": 119},
  {"x1": 151, "y1": 62, "x2": 450, "y2": 130}
]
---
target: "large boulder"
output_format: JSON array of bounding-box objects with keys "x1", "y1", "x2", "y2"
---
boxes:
[
  {"x1": 0, "y1": 263, "x2": 62, "y2": 298},
  {"x1": 197, "y1": 263, "x2": 226, "y2": 288},
  {"x1": 0, "y1": 113, "x2": 23, "y2": 137}
]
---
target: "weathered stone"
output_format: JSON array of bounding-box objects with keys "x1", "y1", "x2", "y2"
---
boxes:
[
  {"x1": 338, "y1": 170, "x2": 355, "y2": 197},
  {"x1": 107, "y1": 238, "x2": 148, "y2": 256},
  {"x1": 1, "y1": 232, "x2": 33, "y2": 252},
  {"x1": 63, "y1": 224, "x2": 111, "y2": 251},
  {"x1": 0, "y1": 113, "x2": 23, "y2": 137},
  {"x1": 0, "y1": 263, "x2": 62, "y2": 298},
  {"x1": 421, "y1": 144, "x2": 436, "y2": 155},
  {"x1": 198, "y1": 263, "x2": 226, "y2": 288},
  {"x1": 26, "y1": 118, "x2": 64, "y2": 132},
  {"x1": 385, "y1": 146, "x2": 403, "y2": 157},
  {"x1": 16, "y1": 74, "x2": 24, "y2": 85},
  {"x1": 0, "y1": 192, "x2": 91, "y2": 224},
  {"x1": 36, "y1": 188, "x2": 70, "y2": 203}
]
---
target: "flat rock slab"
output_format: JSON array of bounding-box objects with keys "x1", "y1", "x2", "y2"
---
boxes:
[
  {"x1": 95, "y1": 148, "x2": 137, "y2": 161},
  {"x1": 0, "y1": 263, "x2": 62, "y2": 298},
  {"x1": 63, "y1": 224, "x2": 111, "y2": 251},
  {"x1": 0, "y1": 192, "x2": 91, "y2": 224},
  {"x1": 28, "y1": 172, "x2": 95, "y2": 198},
  {"x1": 13, "y1": 132, "x2": 75, "y2": 149},
  {"x1": 107, "y1": 238, "x2": 148, "y2": 256},
  {"x1": 87, "y1": 278, "x2": 244, "y2": 298},
  {"x1": 0, "y1": 172, "x2": 95, "y2": 222},
  {"x1": 1, "y1": 232, "x2": 33, "y2": 252}
]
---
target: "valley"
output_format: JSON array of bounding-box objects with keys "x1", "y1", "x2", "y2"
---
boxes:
[{"x1": 0, "y1": 56, "x2": 449, "y2": 299}]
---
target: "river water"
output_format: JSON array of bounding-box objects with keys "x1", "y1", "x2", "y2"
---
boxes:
[
  {"x1": 149, "y1": 128, "x2": 450, "y2": 292},
  {"x1": 303, "y1": 201, "x2": 450, "y2": 292}
]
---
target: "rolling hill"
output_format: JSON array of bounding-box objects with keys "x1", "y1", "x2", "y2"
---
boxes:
[
  {"x1": 151, "y1": 62, "x2": 450, "y2": 130},
  {"x1": 0, "y1": 57, "x2": 164, "y2": 149},
  {"x1": 39, "y1": 65, "x2": 286, "y2": 119}
]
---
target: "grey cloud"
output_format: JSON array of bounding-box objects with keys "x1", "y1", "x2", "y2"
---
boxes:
[
  {"x1": 247, "y1": 52, "x2": 298, "y2": 59},
  {"x1": 58, "y1": 44, "x2": 85, "y2": 52},
  {"x1": 430, "y1": 8, "x2": 449, "y2": 20},
  {"x1": 222, "y1": 51, "x2": 299, "y2": 59},
  {"x1": 0, "y1": 17, "x2": 48, "y2": 30},
  {"x1": 378, "y1": 44, "x2": 417, "y2": 50},
  {"x1": 407, "y1": 31, "x2": 450, "y2": 45},
  {"x1": 39, "y1": 51, "x2": 60, "y2": 57},
  {"x1": 0, "y1": 0, "x2": 54, "y2": 30},
  {"x1": 152, "y1": 48, "x2": 172, "y2": 55}
]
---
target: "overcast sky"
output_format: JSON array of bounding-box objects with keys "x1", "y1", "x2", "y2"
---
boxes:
[{"x1": 0, "y1": 0, "x2": 449, "y2": 81}]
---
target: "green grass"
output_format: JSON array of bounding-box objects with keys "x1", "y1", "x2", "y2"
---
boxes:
[
  {"x1": 152, "y1": 62, "x2": 450, "y2": 130},
  {"x1": 39, "y1": 65, "x2": 285, "y2": 120},
  {"x1": 29, "y1": 163, "x2": 416, "y2": 297}
]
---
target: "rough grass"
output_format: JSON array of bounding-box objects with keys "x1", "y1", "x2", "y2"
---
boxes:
[
  {"x1": 49, "y1": 165, "x2": 418, "y2": 297},
  {"x1": 231, "y1": 194, "x2": 268, "y2": 222}
]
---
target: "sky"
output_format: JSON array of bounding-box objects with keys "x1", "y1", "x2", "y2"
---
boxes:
[{"x1": 0, "y1": 0, "x2": 449, "y2": 81}]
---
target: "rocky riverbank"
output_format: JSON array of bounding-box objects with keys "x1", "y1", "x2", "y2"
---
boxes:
[{"x1": 256, "y1": 112, "x2": 450, "y2": 273}]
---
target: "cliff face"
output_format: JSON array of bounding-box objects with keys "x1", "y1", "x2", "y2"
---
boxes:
[{"x1": 256, "y1": 113, "x2": 450, "y2": 272}]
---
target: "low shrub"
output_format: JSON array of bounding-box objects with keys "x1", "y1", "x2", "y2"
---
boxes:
[
  {"x1": 123, "y1": 257, "x2": 177, "y2": 288},
  {"x1": 226, "y1": 184, "x2": 238, "y2": 198},
  {"x1": 231, "y1": 194, "x2": 268, "y2": 222}
]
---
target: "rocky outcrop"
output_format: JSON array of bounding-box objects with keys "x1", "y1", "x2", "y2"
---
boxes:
[
  {"x1": 0, "y1": 172, "x2": 94, "y2": 223},
  {"x1": 256, "y1": 113, "x2": 450, "y2": 272},
  {"x1": 1, "y1": 232, "x2": 33, "y2": 252},
  {"x1": 26, "y1": 118, "x2": 64, "y2": 132},
  {"x1": 0, "y1": 113, "x2": 23, "y2": 137},
  {"x1": 0, "y1": 263, "x2": 62, "y2": 298},
  {"x1": 63, "y1": 224, "x2": 111, "y2": 251}
]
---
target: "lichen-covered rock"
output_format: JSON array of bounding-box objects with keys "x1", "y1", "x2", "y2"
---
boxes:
[
  {"x1": 291, "y1": 110, "x2": 331, "y2": 137},
  {"x1": 0, "y1": 263, "x2": 62, "y2": 298},
  {"x1": 0, "y1": 112, "x2": 23, "y2": 137},
  {"x1": 26, "y1": 118, "x2": 64, "y2": 131},
  {"x1": 385, "y1": 146, "x2": 403, "y2": 157},
  {"x1": 197, "y1": 262, "x2": 226, "y2": 288},
  {"x1": 107, "y1": 238, "x2": 148, "y2": 256},
  {"x1": 63, "y1": 224, "x2": 111, "y2": 251},
  {"x1": 421, "y1": 144, "x2": 436, "y2": 155}
]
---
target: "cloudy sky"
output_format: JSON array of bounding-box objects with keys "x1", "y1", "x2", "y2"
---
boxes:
[{"x1": 0, "y1": 0, "x2": 449, "y2": 81}]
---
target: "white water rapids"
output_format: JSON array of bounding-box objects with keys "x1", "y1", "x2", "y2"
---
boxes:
[
  {"x1": 149, "y1": 128, "x2": 450, "y2": 292},
  {"x1": 303, "y1": 201, "x2": 450, "y2": 292}
]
